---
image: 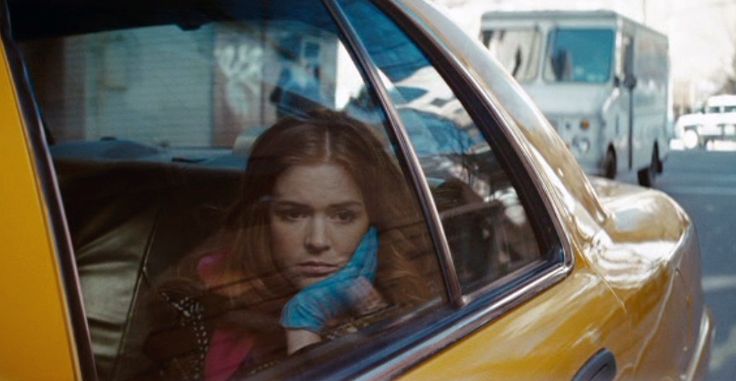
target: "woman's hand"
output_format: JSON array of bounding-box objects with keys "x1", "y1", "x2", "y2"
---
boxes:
[{"x1": 280, "y1": 227, "x2": 383, "y2": 348}]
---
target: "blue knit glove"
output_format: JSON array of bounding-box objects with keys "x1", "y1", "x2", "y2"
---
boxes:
[{"x1": 280, "y1": 227, "x2": 379, "y2": 333}]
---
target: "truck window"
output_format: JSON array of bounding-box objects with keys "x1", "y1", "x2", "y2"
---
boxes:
[
  {"x1": 544, "y1": 28, "x2": 614, "y2": 83},
  {"x1": 482, "y1": 28, "x2": 541, "y2": 82}
]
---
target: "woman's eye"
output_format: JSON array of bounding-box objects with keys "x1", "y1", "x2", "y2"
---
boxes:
[
  {"x1": 332, "y1": 210, "x2": 357, "y2": 223},
  {"x1": 277, "y1": 210, "x2": 307, "y2": 221}
]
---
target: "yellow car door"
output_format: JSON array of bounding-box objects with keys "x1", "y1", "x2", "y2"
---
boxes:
[{"x1": 0, "y1": 44, "x2": 79, "y2": 380}]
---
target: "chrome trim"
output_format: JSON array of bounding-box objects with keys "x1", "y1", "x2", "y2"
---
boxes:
[
  {"x1": 460, "y1": 254, "x2": 560, "y2": 305},
  {"x1": 323, "y1": 0, "x2": 463, "y2": 305},
  {"x1": 0, "y1": 1, "x2": 98, "y2": 379}
]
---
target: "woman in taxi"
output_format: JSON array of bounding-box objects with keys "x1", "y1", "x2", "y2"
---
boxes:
[{"x1": 130, "y1": 109, "x2": 437, "y2": 380}]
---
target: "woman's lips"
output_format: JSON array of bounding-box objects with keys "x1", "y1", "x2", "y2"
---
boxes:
[{"x1": 295, "y1": 261, "x2": 340, "y2": 278}]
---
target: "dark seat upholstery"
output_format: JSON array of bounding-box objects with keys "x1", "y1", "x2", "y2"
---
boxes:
[{"x1": 54, "y1": 146, "x2": 242, "y2": 380}]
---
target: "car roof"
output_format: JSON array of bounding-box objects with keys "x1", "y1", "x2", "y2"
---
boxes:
[
  {"x1": 705, "y1": 94, "x2": 736, "y2": 107},
  {"x1": 7, "y1": 0, "x2": 334, "y2": 41}
]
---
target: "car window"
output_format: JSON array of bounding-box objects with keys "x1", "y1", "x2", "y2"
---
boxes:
[
  {"x1": 18, "y1": 1, "x2": 446, "y2": 379},
  {"x1": 339, "y1": 0, "x2": 544, "y2": 294}
]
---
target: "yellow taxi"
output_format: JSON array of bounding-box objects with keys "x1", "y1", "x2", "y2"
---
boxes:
[{"x1": 0, "y1": 0, "x2": 713, "y2": 380}]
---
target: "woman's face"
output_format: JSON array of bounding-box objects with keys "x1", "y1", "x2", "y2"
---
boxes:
[{"x1": 270, "y1": 162, "x2": 370, "y2": 289}]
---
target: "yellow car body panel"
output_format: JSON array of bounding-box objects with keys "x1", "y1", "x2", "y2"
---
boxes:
[
  {"x1": 401, "y1": 182, "x2": 711, "y2": 380},
  {"x1": 402, "y1": 258, "x2": 630, "y2": 380},
  {"x1": 0, "y1": 46, "x2": 78, "y2": 380},
  {"x1": 593, "y1": 182, "x2": 712, "y2": 379}
]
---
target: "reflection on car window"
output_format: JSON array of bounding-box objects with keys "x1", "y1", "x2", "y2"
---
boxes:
[
  {"x1": 19, "y1": 1, "x2": 446, "y2": 379},
  {"x1": 544, "y1": 28, "x2": 614, "y2": 83},
  {"x1": 482, "y1": 28, "x2": 542, "y2": 82},
  {"x1": 339, "y1": 0, "x2": 543, "y2": 294}
]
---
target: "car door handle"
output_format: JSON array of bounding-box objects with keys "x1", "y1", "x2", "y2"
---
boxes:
[{"x1": 572, "y1": 349, "x2": 617, "y2": 381}]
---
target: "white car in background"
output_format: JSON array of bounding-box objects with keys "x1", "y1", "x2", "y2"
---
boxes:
[{"x1": 677, "y1": 94, "x2": 736, "y2": 149}]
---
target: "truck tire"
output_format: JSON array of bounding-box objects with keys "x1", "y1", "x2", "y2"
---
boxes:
[
  {"x1": 637, "y1": 146, "x2": 658, "y2": 187},
  {"x1": 603, "y1": 148, "x2": 616, "y2": 179}
]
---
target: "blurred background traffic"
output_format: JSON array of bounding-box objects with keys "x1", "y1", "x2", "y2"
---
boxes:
[{"x1": 436, "y1": 0, "x2": 736, "y2": 124}]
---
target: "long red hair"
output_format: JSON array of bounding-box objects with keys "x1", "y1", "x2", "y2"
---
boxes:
[{"x1": 164, "y1": 109, "x2": 439, "y2": 321}]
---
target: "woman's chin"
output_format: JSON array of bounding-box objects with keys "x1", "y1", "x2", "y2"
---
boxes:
[{"x1": 296, "y1": 274, "x2": 332, "y2": 289}]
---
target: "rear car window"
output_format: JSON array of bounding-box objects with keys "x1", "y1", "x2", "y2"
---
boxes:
[{"x1": 18, "y1": 1, "x2": 446, "y2": 379}]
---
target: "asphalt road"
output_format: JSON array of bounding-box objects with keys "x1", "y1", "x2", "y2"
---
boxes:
[{"x1": 617, "y1": 149, "x2": 736, "y2": 380}]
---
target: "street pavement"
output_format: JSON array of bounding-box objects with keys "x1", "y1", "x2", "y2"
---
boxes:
[{"x1": 616, "y1": 149, "x2": 736, "y2": 380}]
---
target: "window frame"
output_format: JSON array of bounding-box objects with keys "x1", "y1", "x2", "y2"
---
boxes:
[
  {"x1": 351, "y1": 0, "x2": 569, "y2": 296},
  {"x1": 331, "y1": 0, "x2": 566, "y2": 300},
  {"x1": 0, "y1": 1, "x2": 98, "y2": 380}
]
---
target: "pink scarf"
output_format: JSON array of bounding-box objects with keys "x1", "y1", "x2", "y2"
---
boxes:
[
  {"x1": 204, "y1": 329, "x2": 255, "y2": 381},
  {"x1": 198, "y1": 253, "x2": 256, "y2": 381}
]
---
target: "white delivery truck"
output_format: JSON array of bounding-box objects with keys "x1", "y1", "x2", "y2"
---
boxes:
[{"x1": 481, "y1": 10, "x2": 671, "y2": 186}]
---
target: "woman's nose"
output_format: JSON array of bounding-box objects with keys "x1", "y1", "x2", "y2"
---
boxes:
[{"x1": 305, "y1": 217, "x2": 330, "y2": 254}]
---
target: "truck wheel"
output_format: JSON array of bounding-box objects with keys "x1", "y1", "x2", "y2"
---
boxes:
[
  {"x1": 637, "y1": 146, "x2": 658, "y2": 187},
  {"x1": 683, "y1": 129, "x2": 700, "y2": 150},
  {"x1": 603, "y1": 148, "x2": 616, "y2": 179}
]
